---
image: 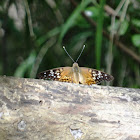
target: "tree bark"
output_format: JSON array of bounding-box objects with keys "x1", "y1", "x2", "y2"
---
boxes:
[{"x1": 0, "y1": 76, "x2": 140, "y2": 140}]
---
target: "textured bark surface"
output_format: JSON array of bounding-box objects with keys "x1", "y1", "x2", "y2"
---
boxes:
[{"x1": 0, "y1": 76, "x2": 140, "y2": 140}]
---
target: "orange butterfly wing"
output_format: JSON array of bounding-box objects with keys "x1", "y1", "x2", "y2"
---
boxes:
[
  {"x1": 38, "y1": 67, "x2": 75, "y2": 83},
  {"x1": 79, "y1": 67, "x2": 114, "y2": 85},
  {"x1": 38, "y1": 66, "x2": 114, "y2": 85}
]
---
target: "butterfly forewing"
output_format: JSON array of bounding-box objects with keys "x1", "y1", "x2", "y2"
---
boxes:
[
  {"x1": 37, "y1": 68, "x2": 61, "y2": 80},
  {"x1": 37, "y1": 67, "x2": 74, "y2": 83},
  {"x1": 91, "y1": 69, "x2": 114, "y2": 84}
]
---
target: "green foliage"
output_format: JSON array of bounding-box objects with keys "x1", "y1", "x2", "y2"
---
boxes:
[
  {"x1": 0, "y1": 0, "x2": 140, "y2": 88},
  {"x1": 132, "y1": 18, "x2": 140, "y2": 28},
  {"x1": 59, "y1": 0, "x2": 92, "y2": 43},
  {"x1": 14, "y1": 51, "x2": 36, "y2": 77},
  {"x1": 95, "y1": 0, "x2": 105, "y2": 69},
  {"x1": 132, "y1": 34, "x2": 140, "y2": 48},
  {"x1": 36, "y1": 27, "x2": 61, "y2": 46},
  {"x1": 108, "y1": 20, "x2": 129, "y2": 35}
]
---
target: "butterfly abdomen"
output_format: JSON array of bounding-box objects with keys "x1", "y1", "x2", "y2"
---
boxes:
[{"x1": 72, "y1": 63, "x2": 80, "y2": 84}]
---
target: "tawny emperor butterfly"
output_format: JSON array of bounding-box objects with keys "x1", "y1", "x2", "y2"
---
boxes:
[{"x1": 38, "y1": 45, "x2": 114, "y2": 85}]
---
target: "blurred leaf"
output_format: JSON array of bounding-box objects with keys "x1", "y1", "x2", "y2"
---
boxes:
[
  {"x1": 70, "y1": 31, "x2": 93, "y2": 43},
  {"x1": 36, "y1": 27, "x2": 61, "y2": 46},
  {"x1": 76, "y1": 6, "x2": 99, "y2": 28},
  {"x1": 119, "y1": 20, "x2": 129, "y2": 35},
  {"x1": 59, "y1": 0, "x2": 92, "y2": 43},
  {"x1": 95, "y1": 0, "x2": 105, "y2": 69},
  {"x1": 132, "y1": 34, "x2": 140, "y2": 48},
  {"x1": 132, "y1": 18, "x2": 140, "y2": 28},
  {"x1": 14, "y1": 51, "x2": 36, "y2": 77},
  {"x1": 85, "y1": 6, "x2": 99, "y2": 18},
  {"x1": 108, "y1": 20, "x2": 129, "y2": 35}
]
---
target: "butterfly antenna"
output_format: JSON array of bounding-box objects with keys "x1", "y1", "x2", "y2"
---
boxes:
[
  {"x1": 63, "y1": 46, "x2": 75, "y2": 63},
  {"x1": 75, "y1": 45, "x2": 85, "y2": 63}
]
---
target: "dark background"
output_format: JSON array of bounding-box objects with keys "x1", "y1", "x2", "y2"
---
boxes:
[{"x1": 0, "y1": 0, "x2": 140, "y2": 88}]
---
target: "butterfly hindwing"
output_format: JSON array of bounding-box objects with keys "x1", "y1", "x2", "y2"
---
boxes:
[
  {"x1": 80, "y1": 67, "x2": 114, "y2": 85},
  {"x1": 56, "y1": 67, "x2": 73, "y2": 83}
]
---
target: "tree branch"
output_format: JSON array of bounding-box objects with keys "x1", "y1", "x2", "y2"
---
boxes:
[{"x1": 0, "y1": 76, "x2": 140, "y2": 140}]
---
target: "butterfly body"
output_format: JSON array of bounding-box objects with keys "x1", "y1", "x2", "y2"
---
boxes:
[{"x1": 38, "y1": 62, "x2": 114, "y2": 85}]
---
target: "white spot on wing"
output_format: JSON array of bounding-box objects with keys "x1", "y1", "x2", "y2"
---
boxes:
[
  {"x1": 98, "y1": 71, "x2": 102, "y2": 76},
  {"x1": 93, "y1": 73, "x2": 97, "y2": 77},
  {"x1": 56, "y1": 72, "x2": 60, "y2": 75},
  {"x1": 57, "y1": 75, "x2": 61, "y2": 78},
  {"x1": 93, "y1": 77, "x2": 96, "y2": 80},
  {"x1": 50, "y1": 70, "x2": 54, "y2": 76}
]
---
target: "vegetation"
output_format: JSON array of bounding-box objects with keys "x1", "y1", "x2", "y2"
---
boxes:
[{"x1": 0, "y1": 0, "x2": 140, "y2": 88}]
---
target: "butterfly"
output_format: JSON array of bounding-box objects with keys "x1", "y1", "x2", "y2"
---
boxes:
[{"x1": 37, "y1": 45, "x2": 114, "y2": 85}]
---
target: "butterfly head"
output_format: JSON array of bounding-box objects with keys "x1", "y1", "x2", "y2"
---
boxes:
[{"x1": 73, "y1": 62, "x2": 79, "y2": 67}]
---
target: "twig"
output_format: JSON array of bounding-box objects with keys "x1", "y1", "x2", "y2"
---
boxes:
[
  {"x1": 30, "y1": 37, "x2": 57, "y2": 78},
  {"x1": 107, "y1": 0, "x2": 129, "y2": 84},
  {"x1": 70, "y1": 0, "x2": 140, "y2": 64},
  {"x1": 45, "y1": 0, "x2": 64, "y2": 23},
  {"x1": 24, "y1": 0, "x2": 35, "y2": 38},
  {"x1": 116, "y1": 0, "x2": 130, "y2": 36}
]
